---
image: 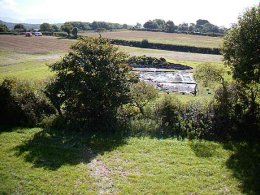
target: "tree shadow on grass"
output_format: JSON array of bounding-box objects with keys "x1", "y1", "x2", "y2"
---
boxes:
[
  {"x1": 224, "y1": 142, "x2": 260, "y2": 194},
  {"x1": 189, "y1": 141, "x2": 220, "y2": 158},
  {"x1": 13, "y1": 128, "x2": 126, "y2": 170}
]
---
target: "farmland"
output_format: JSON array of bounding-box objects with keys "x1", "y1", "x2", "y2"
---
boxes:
[
  {"x1": 0, "y1": 35, "x2": 223, "y2": 81},
  {"x1": 1, "y1": 33, "x2": 255, "y2": 195},
  {"x1": 80, "y1": 30, "x2": 223, "y2": 48}
]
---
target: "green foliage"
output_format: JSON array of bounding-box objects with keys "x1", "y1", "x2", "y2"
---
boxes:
[
  {"x1": 141, "y1": 18, "x2": 226, "y2": 35},
  {"x1": 141, "y1": 39, "x2": 149, "y2": 47},
  {"x1": 0, "y1": 79, "x2": 54, "y2": 127},
  {"x1": 14, "y1": 23, "x2": 26, "y2": 32},
  {"x1": 130, "y1": 82, "x2": 158, "y2": 115},
  {"x1": 71, "y1": 27, "x2": 78, "y2": 38},
  {"x1": 45, "y1": 37, "x2": 135, "y2": 131},
  {"x1": 213, "y1": 82, "x2": 260, "y2": 140},
  {"x1": 61, "y1": 23, "x2": 73, "y2": 36},
  {"x1": 40, "y1": 23, "x2": 52, "y2": 32},
  {"x1": 0, "y1": 24, "x2": 9, "y2": 32},
  {"x1": 155, "y1": 95, "x2": 183, "y2": 137},
  {"x1": 194, "y1": 63, "x2": 226, "y2": 87},
  {"x1": 222, "y1": 5, "x2": 260, "y2": 83},
  {"x1": 165, "y1": 20, "x2": 176, "y2": 32},
  {"x1": 51, "y1": 24, "x2": 59, "y2": 32}
]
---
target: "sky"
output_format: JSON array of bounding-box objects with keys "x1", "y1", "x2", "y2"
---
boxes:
[{"x1": 0, "y1": 0, "x2": 259, "y2": 26}]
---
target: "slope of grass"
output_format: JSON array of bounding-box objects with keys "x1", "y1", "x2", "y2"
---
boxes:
[
  {"x1": 0, "y1": 128, "x2": 97, "y2": 194},
  {"x1": 1, "y1": 127, "x2": 258, "y2": 194}
]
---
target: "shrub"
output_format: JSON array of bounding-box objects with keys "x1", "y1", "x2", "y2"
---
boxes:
[
  {"x1": 155, "y1": 95, "x2": 183, "y2": 137},
  {"x1": 45, "y1": 37, "x2": 136, "y2": 131},
  {"x1": 128, "y1": 55, "x2": 192, "y2": 70},
  {"x1": 182, "y1": 100, "x2": 214, "y2": 140},
  {"x1": 141, "y1": 39, "x2": 149, "y2": 47},
  {"x1": 0, "y1": 79, "x2": 55, "y2": 127},
  {"x1": 213, "y1": 82, "x2": 260, "y2": 141},
  {"x1": 130, "y1": 81, "x2": 158, "y2": 115},
  {"x1": 72, "y1": 27, "x2": 78, "y2": 38}
]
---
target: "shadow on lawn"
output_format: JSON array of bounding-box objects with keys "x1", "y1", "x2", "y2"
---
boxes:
[
  {"x1": 224, "y1": 142, "x2": 260, "y2": 194},
  {"x1": 13, "y1": 128, "x2": 126, "y2": 170}
]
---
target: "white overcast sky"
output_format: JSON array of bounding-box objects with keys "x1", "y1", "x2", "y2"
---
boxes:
[{"x1": 0, "y1": 0, "x2": 259, "y2": 26}]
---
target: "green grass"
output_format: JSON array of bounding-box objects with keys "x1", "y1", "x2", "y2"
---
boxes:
[
  {"x1": 0, "y1": 128, "x2": 97, "y2": 194},
  {"x1": 1, "y1": 127, "x2": 258, "y2": 194},
  {"x1": 0, "y1": 51, "x2": 64, "y2": 81}
]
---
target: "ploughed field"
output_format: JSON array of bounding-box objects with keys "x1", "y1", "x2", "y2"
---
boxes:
[
  {"x1": 80, "y1": 30, "x2": 223, "y2": 48},
  {"x1": 0, "y1": 35, "x2": 73, "y2": 54}
]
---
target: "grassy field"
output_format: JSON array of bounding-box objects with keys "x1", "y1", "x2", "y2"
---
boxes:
[
  {"x1": 1, "y1": 127, "x2": 258, "y2": 194},
  {"x1": 80, "y1": 30, "x2": 223, "y2": 48},
  {"x1": 0, "y1": 35, "x2": 72, "y2": 81}
]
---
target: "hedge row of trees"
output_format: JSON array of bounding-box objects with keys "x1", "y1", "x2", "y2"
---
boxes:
[
  {"x1": 0, "y1": 21, "x2": 130, "y2": 34},
  {"x1": 110, "y1": 39, "x2": 221, "y2": 54},
  {"x1": 134, "y1": 19, "x2": 228, "y2": 35}
]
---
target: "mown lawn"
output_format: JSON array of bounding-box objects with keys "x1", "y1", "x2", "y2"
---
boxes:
[{"x1": 1, "y1": 127, "x2": 258, "y2": 194}]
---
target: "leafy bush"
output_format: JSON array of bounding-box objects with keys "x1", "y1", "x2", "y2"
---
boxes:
[
  {"x1": 45, "y1": 37, "x2": 135, "y2": 131},
  {"x1": 130, "y1": 82, "x2": 158, "y2": 115},
  {"x1": 0, "y1": 79, "x2": 55, "y2": 127},
  {"x1": 141, "y1": 39, "x2": 149, "y2": 47},
  {"x1": 155, "y1": 95, "x2": 183, "y2": 137},
  {"x1": 128, "y1": 55, "x2": 191, "y2": 70},
  {"x1": 181, "y1": 100, "x2": 214, "y2": 140},
  {"x1": 213, "y1": 82, "x2": 260, "y2": 141}
]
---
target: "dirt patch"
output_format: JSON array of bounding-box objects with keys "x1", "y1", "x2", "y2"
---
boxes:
[
  {"x1": 88, "y1": 158, "x2": 117, "y2": 194},
  {"x1": 0, "y1": 35, "x2": 75, "y2": 54}
]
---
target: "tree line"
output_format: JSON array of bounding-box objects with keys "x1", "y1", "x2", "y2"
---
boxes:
[
  {"x1": 0, "y1": 21, "x2": 130, "y2": 33},
  {"x1": 133, "y1": 19, "x2": 228, "y2": 35}
]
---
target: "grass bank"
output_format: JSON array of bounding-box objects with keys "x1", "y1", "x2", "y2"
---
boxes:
[{"x1": 1, "y1": 127, "x2": 258, "y2": 194}]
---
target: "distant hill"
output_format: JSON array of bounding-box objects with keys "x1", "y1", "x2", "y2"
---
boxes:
[{"x1": 0, "y1": 20, "x2": 63, "y2": 30}]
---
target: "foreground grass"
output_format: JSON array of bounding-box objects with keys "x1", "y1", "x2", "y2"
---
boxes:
[
  {"x1": 1, "y1": 127, "x2": 258, "y2": 194},
  {"x1": 0, "y1": 128, "x2": 97, "y2": 194}
]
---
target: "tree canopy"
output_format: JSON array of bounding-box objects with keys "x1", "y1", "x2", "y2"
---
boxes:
[
  {"x1": 40, "y1": 23, "x2": 52, "y2": 32},
  {"x1": 0, "y1": 24, "x2": 9, "y2": 32},
  {"x1": 45, "y1": 37, "x2": 135, "y2": 130},
  {"x1": 14, "y1": 24, "x2": 26, "y2": 32},
  {"x1": 222, "y1": 5, "x2": 260, "y2": 83}
]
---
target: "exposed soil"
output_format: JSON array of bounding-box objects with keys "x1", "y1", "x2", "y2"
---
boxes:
[{"x1": 0, "y1": 35, "x2": 75, "y2": 54}]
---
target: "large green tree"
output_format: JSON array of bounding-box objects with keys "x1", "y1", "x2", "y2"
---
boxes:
[
  {"x1": 40, "y1": 23, "x2": 52, "y2": 31},
  {"x1": 222, "y1": 5, "x2": 260, "y2": 83},
  {"x1": 61, "y1": 23, "x2": 73, "y2": 36},
  {"x1": 0, "y1": 24, "x2": 9, "y2": 32},
  {"x1": 45, "y1": 37, "x2": 135, "y2": 130},
  {"x1": 14, "y1": 24, "x2": 26, "y2": 32}
]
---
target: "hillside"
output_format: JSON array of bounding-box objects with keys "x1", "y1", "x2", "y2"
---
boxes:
[
  {"x1": 0, "y1": 20, "x2": 63, "y2": 30},
  {"x1": 1, "y1": 127, "x2": 255, "y2": 194}
]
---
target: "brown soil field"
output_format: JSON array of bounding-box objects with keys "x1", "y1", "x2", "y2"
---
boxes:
[
  {"x1": 80, "y1": 30, "x2": 223, "y2": 48},
  {"x1": 0, "y1": 35, "x2": 75, "y2": 54}
]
